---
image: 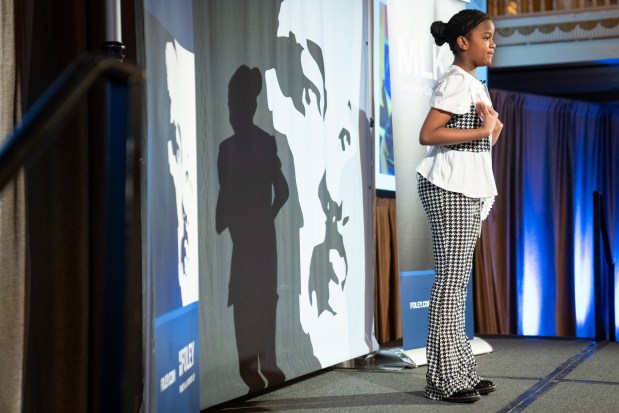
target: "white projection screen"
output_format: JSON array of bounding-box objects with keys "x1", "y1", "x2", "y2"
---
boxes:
[{"x1": 141, "y1": 0, "x2": 376, "y2": 410}]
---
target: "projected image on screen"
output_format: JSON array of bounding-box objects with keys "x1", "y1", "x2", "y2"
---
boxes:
[
  {"x1": 143, "y1": 0, "x2": 199, "y2": 317},
  {"x1": 142, "y1": 1, "x2": 201, "y2": 409},
  {"x1": 265, "y1": 0, "x2": 368, "y2": 366},
  {"x1": 166, "y1": 40, "x2": 199, "y2": 306},
  {"x1": 374, "y1": 0, "x2": 395, "y2": 192},
  {"x1": 264, "y1": 32, "x2": 351, "y2": 321},
  {"x1": 194, "y1": 1, "x2": 371, "y2": 406}
]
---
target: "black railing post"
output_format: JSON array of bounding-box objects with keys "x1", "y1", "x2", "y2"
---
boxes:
[
  {"x1": 593, "y1": 190, "x2": 616, "y2": 342},
  {"x1": 593, "y1": 191, "x2": 605, "y2": 341},
  {"x1": 610, "y1": 261, "x2": 616, "y2": 342},
  {"x1": 101, "y1": 79, "x2": 130, "y2": 412}
]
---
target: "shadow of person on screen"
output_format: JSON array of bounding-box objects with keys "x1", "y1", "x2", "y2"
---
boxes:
[{"x1": 215, "y1": 65, "x2": 289, "y2": 393}]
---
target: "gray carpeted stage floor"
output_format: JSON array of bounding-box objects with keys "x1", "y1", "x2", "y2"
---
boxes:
[{"x1": 204, "y1": 336, "x2": 619, "y2": 412}]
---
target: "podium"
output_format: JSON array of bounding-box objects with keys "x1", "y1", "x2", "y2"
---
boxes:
[{"x1": 399, "y1": 270, "x2": 492, "y2": 366}]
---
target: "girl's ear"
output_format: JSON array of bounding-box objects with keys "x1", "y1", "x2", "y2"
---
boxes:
[{"x1": 457, "y1": 35, "x2": 468, "y2": 51}]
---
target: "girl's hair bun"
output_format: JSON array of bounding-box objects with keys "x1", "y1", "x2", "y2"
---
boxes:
[{"x1": 430, "y1": 21, "x2": 447, "y2": 46}]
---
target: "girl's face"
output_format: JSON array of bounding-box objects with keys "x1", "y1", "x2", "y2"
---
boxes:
[{"x1": 462, "y1": 19, "x2": 496, "y2": 67}]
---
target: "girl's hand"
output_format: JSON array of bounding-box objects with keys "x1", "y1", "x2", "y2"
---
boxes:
[
  {"x1": 492, "y1": 118, "x2": 503, "y2": 145},
  {"x1": 476, "y1": 102, "x2": 499, "y2": 138}
]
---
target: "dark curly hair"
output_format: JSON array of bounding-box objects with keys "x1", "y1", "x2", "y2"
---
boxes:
[{"x1": 430, "y1": 9, "x2": 490, "y2": 55}]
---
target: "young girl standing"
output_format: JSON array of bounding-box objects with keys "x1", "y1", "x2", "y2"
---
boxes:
[{"x1": 416, "y1": 9, "x2": 502, "y2": 403}]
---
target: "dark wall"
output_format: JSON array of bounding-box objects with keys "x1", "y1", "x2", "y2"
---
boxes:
[{"x1": 489, "y1": 62, "x2": 619, "y2": 105}]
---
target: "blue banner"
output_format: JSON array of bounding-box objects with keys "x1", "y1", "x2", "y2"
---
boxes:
[
  {"x1": 154, "y1": 302, "x2": 200, "y2": 412},
  {"x1": 400, "y1": 270, "x2": 474, "y2": 350}
]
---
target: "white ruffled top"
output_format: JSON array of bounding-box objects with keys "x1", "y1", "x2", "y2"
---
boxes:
[{"x1": 416, "y1": 64, "x2": 497, "y2": 220}]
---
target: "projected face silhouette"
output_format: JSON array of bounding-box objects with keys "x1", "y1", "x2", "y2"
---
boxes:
[
  {"x1": 265, "y1": 0, "x2": 361, "y2": 322},
  {"x1": 165, "y1": 40, "x2": 199, "y2": 306}
]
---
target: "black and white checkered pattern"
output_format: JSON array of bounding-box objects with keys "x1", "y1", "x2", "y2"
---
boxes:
[
  {"x1": 444, "y1": 104, "x2": 490, "y2": 153},
  {"x1": 417, "y1": 174, "x2": 482, "y2": 400}
]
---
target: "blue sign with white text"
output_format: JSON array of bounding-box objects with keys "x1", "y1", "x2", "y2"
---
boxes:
[
  {"x1": 400, "y1": 270, "x2": 474, "y2": 350},
  {"x1": 154, "y1": 302, "x2": 200, "y2": 412}
]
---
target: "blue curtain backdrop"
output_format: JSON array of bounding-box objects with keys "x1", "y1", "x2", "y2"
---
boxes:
[{"x1": 474, "y1": 88, "x2": 619, "y2": 339}]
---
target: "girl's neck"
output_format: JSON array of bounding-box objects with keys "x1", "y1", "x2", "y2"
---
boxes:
[{"x1": 453, "y1": 56, "x2": 477, "y2": 77}]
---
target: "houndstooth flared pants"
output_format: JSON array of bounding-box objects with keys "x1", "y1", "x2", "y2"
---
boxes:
[{"x1": 417, "y1": 174, "x2": 482, "y2": 400}]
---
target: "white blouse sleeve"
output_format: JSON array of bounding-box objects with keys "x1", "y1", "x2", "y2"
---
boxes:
[{"x1": 429, "y1": 72, "x2": 471, "y2": 115}]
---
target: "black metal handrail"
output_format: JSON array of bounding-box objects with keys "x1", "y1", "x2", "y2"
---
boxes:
[
  {"x1": 0, "y1": 53, "x2": 143, "y2": 190},
  {"x1": 593, "y1": 190, "x2": 616, "y2": 342},
  {"x1": 0, "y1": 53, "x2": 145, "y2": 412}
]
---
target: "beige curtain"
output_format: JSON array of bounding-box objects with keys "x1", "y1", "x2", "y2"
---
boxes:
[
  {"x1": 0, "y1": 0, "x2": 27, "y2": 411},
  {"x1": 374, "y1": 197, "x2": 401, "y2": 344}
]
